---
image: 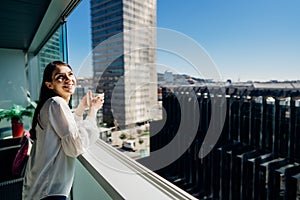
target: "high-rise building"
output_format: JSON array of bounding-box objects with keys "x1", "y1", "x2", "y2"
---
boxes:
[{"x1": 91, "y1": 0, "x2": 157, "y2": 128}]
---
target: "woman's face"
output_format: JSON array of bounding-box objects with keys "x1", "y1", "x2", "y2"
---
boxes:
[{"x1": 45, "y1": 65, "x2": 76, "y2": 102}]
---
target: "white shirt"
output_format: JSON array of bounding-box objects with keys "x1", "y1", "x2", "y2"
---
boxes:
[{"x1": 22, "y1": 96, "x2": 99, "y2": 200}]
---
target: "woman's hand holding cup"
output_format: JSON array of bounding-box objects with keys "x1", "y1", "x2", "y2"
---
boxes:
[
  {"x1": 75, "y1": 90, "x2": 104, "y2": 117},
  {"x1": 86, "y1": 90, "x2": 104, "y2": 117},
  {"x1": 90, "y1": 92, "x2": 104, "y2": 110}
]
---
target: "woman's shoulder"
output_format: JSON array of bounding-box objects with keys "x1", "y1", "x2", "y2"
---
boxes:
[
  {"x1": 44, "y1": 96, "x2": 68, "y2": 108},
  {"x1": 51, "y1": 96, "x2": 67, "y2": 104}
]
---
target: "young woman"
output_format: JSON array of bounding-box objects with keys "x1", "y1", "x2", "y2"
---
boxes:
[{"x1": 22, "y1": 61, "x2": 104, "y2": 200}]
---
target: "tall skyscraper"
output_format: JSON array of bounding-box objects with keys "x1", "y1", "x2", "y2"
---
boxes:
[{"x1": 91, "y1": 0, "x2": 157, "y2": 128}]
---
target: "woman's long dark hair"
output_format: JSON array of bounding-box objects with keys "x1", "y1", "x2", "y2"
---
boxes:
[{"x1": 30, "y1": 61, "x2": 72, "y2": 140}]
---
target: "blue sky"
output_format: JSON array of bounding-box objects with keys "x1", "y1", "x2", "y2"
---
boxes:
[{"x1": 68, "y1": 0, "x2": 300, "y2": 82}]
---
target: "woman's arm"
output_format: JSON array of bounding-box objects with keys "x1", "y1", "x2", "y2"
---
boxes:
[{"x1": 49, "y1": 96, "x2": 102, "y2": 157}]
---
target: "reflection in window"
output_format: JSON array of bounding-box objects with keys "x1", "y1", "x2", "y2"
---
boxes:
[{"x1": 37, "y1": 24, "x2": 68, "y2": 85}]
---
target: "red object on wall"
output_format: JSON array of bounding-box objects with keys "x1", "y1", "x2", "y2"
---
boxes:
[{"x1": 11, "y1": 118, "x2": 24, "y2": 138}]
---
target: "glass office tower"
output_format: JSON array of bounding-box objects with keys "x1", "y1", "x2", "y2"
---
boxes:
[{"x1": 91, "y1": 0, "x2": 157, "y2": 128}]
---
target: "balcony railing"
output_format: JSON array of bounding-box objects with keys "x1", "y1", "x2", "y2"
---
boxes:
[
  {"x1": 72, "y1": 139, "x2": 197, "y2": 200},
  {"x1": 0, "y1": 138, "x2": 197, "y2": 200}
]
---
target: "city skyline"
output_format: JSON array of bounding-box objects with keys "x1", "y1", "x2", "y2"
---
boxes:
[{"x1": 68, "y1": 0, "x2": 300, "y2": 82}]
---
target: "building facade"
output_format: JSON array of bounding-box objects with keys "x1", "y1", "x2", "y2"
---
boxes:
[{"x1": 90, "y1": 0, "x2": 157, "y2": 128}]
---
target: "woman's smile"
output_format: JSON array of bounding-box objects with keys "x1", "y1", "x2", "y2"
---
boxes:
[{"x1": 46, "y1": 65, "x2": 77, "y2": 102}]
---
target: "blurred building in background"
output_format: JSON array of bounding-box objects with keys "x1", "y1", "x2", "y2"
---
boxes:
[{"x1": 90, "y1": 0, "x2": 157, "y2": 128}]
